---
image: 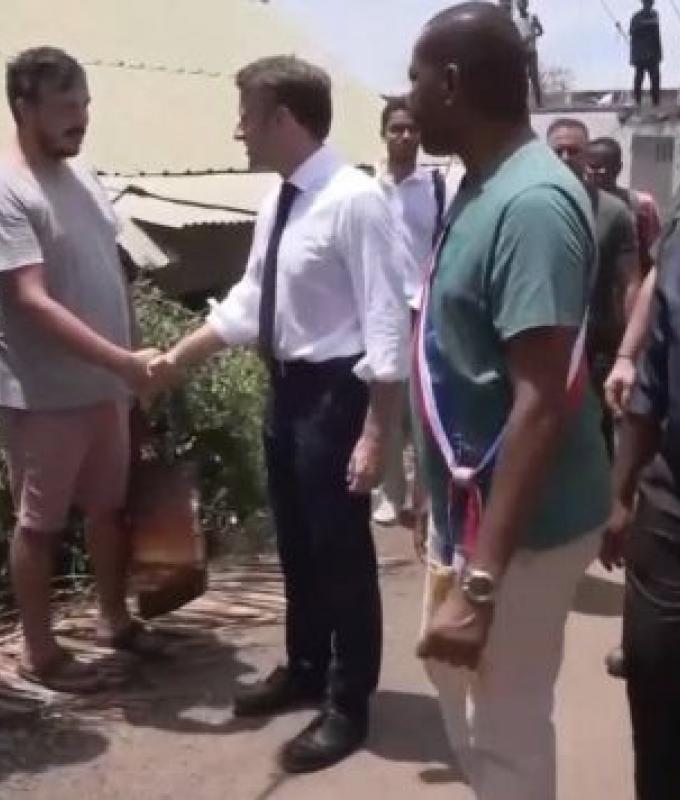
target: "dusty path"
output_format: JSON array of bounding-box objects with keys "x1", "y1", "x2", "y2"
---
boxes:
[{"x1": 0, "y1": 527, "x2": 632, "y2": 800}]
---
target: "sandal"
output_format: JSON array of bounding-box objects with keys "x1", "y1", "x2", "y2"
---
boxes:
[
  {"x1": 97, "y1": 619, "x2": 169, "y2": 660},
  {"x1": 17, "y1": 650, "x2": 105, "y2": 694}
]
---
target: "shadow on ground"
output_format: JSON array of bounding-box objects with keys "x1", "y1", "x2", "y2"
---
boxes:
[
  {"x1": 368, "y1": 688, "x2": 465, "y2": 785},
  {"x1": 117, "y1": 629, "x2": 271, "y2": 736},
  {"x1": 0, "y1": 564, "x2": 288, "y2": 790},
  {"x1": 572, "y1": 573, "x2": 624, "y2": 617},
  {"x1": 0, "y1": 713, "x2": 109, "y2": 786}
]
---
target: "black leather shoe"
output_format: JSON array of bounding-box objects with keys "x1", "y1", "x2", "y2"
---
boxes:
[
  {"x1": 233, "y1": 665, "x2": 324, "y2": 718},
  {"x1": 279, "y1": 707, "x2": 368, "y2": 774},
  {"x1": 605, "y1": 646, "x2": 627, "y2": 679}
]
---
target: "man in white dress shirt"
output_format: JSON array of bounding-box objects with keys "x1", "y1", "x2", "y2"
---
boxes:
[
  {"x1": 373, "y1": 96, "x2": 445, "y2": 525},
  {"x1": 149, "y1": 56, "x2": 409, "y2": 773}
]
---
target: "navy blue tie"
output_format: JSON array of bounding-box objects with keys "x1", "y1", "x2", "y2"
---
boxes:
[{"x1": 258, "y1": 181, "x2": 299, "y2": 362}]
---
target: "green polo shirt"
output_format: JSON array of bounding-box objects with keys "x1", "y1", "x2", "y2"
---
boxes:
[{"x1": 413, "y1": 139, "x2": 610, "y2": 551}]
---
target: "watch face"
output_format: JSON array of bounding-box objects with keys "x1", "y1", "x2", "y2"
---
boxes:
[{"x1": 464, "y1": 572, "x2": 495, "y2": 604}]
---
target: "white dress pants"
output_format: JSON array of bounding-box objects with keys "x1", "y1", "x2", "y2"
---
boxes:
[{"x1": 422, "y1": 528, "x2": 600, "y2": 800}]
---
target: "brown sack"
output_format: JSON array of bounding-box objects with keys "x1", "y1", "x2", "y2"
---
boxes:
[{"x1": 127, "y1": 459, "x2": 207, "y2": 619}]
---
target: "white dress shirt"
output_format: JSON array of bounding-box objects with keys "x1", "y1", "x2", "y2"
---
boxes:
[
  {"x1": 379, "y1": 166, "x2": 441, "y2": 306},
  {"x1": 207, "y1": 144, "x2": 409, "y2": 381}
]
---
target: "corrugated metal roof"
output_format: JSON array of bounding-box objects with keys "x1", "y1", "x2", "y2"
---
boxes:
[
  {"x1": 0, "y1": 0, "x2": 384, "y2": 172},
  {"x1": 118, "y1": 217, "x2": 171, "y2": 270},
  {"x1": 104, "y1": 172, "x2": 277, "y2": 228}
]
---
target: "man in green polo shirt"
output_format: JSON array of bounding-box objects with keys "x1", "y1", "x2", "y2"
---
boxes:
[{"x1": 408, "y1": 4, "x2": 610, "y2": 800}]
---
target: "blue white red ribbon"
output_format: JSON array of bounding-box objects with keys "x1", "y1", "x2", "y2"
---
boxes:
[{"x1": 413, "y1": 221, "x2": 590, "y2": 564}]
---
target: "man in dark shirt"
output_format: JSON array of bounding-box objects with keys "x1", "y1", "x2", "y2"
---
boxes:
[
  {"x1": 587, "y1": 137, "x2": 661, "y2": 278},
  {"x1": 601, "y1": 220, "x2": 680, "y2": 799},
  {"x1": 630, "y1": 0, "x2": 662, "y2": 106},
  {"x1": 547, "y1": 118, "x2": 640, "y2": 456}
]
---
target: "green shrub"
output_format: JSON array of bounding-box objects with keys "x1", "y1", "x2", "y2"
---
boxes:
[{"x1": 133, "y1": 281, "x2": 268, "y2": 541}]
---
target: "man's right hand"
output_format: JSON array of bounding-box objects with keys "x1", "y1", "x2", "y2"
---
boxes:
[
  {"x1": 604, "y1": 356, "x2": 636, "y2": 417},
  {"x1": 118, "y1": 348, "x2": 161, "y2": 394},
  {"x1": 600, "y1": 498, "x2": 634, "y2": 571},
  {"x1": 146, "y1": 352, "x2": 184, "y2": 395}
]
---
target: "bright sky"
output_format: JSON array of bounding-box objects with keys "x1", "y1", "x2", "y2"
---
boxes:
[{"x1": 277, "y1": 0, "x2": 680, "y2": 93}]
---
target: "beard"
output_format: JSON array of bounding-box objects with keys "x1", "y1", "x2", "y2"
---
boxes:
[{"x1": 36, "y1": 127, "x2": 84, "y2": 159}]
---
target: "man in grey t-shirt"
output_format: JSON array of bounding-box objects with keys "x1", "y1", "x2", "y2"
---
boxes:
[{"x1": 0, "y1": 48, "x2": 160, "y2": 692}]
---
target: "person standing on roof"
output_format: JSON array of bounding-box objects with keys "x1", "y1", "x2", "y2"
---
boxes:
[
  {"x1": 515, "y1": 0, "x2": 543, "y2": 107},
  {"x1": 630, "y1": 0, "x2": 662, "y2": 107}
]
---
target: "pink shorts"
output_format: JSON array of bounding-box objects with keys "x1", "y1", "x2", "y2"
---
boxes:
[{"x1": 1, "y1": 401, "x2": 130, "y2": 532}]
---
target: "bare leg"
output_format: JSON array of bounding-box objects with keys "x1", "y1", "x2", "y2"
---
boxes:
[
  {"x1": 85, "y1": 512, "x2": 132, "y2": 636},
  {"x1": 10, "y1": 525, "x2": 61, "y2": 671}
]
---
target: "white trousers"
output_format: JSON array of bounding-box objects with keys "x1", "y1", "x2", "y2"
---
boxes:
[{"x1": 422, "y1": 529, "x2": 600, "y2": 800}]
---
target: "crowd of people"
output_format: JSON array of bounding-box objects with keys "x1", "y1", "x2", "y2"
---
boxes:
[{"x1": 1, "y1": 1, "x2": 680, "y2": 798}]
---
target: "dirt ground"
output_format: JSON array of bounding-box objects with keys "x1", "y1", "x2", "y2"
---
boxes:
[{"x1": 0, "y1": 527, "x2": 633, "y2": 800}]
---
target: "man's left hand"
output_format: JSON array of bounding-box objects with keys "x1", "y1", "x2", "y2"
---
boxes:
[
  {"x1": 416, "y1": 581, "x2": 493, "y2": 670},
  {"x1": 347, "y1": 432, "x2": 384, "y2": 494}
]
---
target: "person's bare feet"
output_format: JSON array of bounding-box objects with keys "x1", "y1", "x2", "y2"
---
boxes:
[{"x1": 17, "y1": 648, "x2": 105, "y2": 693}]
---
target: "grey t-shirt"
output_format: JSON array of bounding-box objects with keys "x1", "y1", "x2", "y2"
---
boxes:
[{"x1": 0, "y1": 158, "x2": 131, "y2": 410}]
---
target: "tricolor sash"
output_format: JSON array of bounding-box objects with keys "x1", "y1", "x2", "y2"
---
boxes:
[{"x1": 413, "y1": 214, "x2": 590, "y2": 567}]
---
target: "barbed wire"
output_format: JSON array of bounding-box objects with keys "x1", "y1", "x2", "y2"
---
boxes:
[
  {"x1": 0, "y1": 48, "x2": 227, "y2": 78},
  {"x1": 81, "y1": 57, "x2": 224, "y2": 78},
  {"x1": 597, "y1": 0, "x2": 629, "y2": 42},
  {"x1": 96, "y1": 167, "x2": 252, "y2": 178}
]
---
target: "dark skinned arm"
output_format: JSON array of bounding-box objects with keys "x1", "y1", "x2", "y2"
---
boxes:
[{"x1": 469, "y1": 326, "x2": 577, "y2": 578}]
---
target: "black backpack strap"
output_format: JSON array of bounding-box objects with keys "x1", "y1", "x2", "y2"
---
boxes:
[{"x1": 431, "y1": 168, "x2": 446, "y2": 245}]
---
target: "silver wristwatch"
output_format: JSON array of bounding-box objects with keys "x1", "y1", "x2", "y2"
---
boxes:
[{"x1": 460, "y1": 567, "x2": 497, "y2": 607}]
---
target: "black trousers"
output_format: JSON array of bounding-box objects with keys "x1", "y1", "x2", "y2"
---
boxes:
[
  {"x1": 633, "y1": 63, "x2": 661, "y2": 105},
  {"x1": 263, "y1": 357, "x2": 382, "y2": 714},
  {"x1": 624, "y1": 497, "x2": 680, "y2": 799}
]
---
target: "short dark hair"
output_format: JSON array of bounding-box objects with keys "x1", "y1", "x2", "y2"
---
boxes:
[
  {"x1": 380, "y1": 96, "x2": 414, "y2": 135},
  {"x1": 421, "y1": 3, "x2": 528, "y2": 122},
  {"x1": 589, "y1": 136, "x2": 622, "y2": 165},
  {"x1": 6, "y1": 46, "x2": 85, "y2": 123},
  {"x1": 546, "y1": 117, "x2": 589, "y2": 140},
  {"x1": 235, "y1": 55, "x2": 332, "y2": 141}
]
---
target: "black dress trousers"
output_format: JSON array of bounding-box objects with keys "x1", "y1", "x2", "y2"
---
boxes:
[{"x1": 263, "y1": 356, "x2": 382, "y2": 715}]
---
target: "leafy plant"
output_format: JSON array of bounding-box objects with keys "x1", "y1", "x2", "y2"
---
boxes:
[{"x1": 133, "y1": 281, "x2": 268, "y2": 543}]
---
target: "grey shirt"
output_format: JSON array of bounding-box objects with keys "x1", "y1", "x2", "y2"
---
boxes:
[{"x1": 0, "y1": 158, "x2": 131, "y2": 410}]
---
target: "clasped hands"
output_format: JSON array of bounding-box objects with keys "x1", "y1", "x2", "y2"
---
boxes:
[{"x1": 119, "y1": 348, "x2": 183, "y2": 398}]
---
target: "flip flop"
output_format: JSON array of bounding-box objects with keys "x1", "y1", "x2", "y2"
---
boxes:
[
  {"x1": 17, "y1": 650, "x2": 106, "y2": 694},
  {"x1": 97, "y1": 620, "x2": 169, "y2": 660}
]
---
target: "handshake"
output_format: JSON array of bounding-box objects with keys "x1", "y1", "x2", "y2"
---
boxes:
[{"x1": 118, "y1": 347, "x2": 184, "y2": 398}]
